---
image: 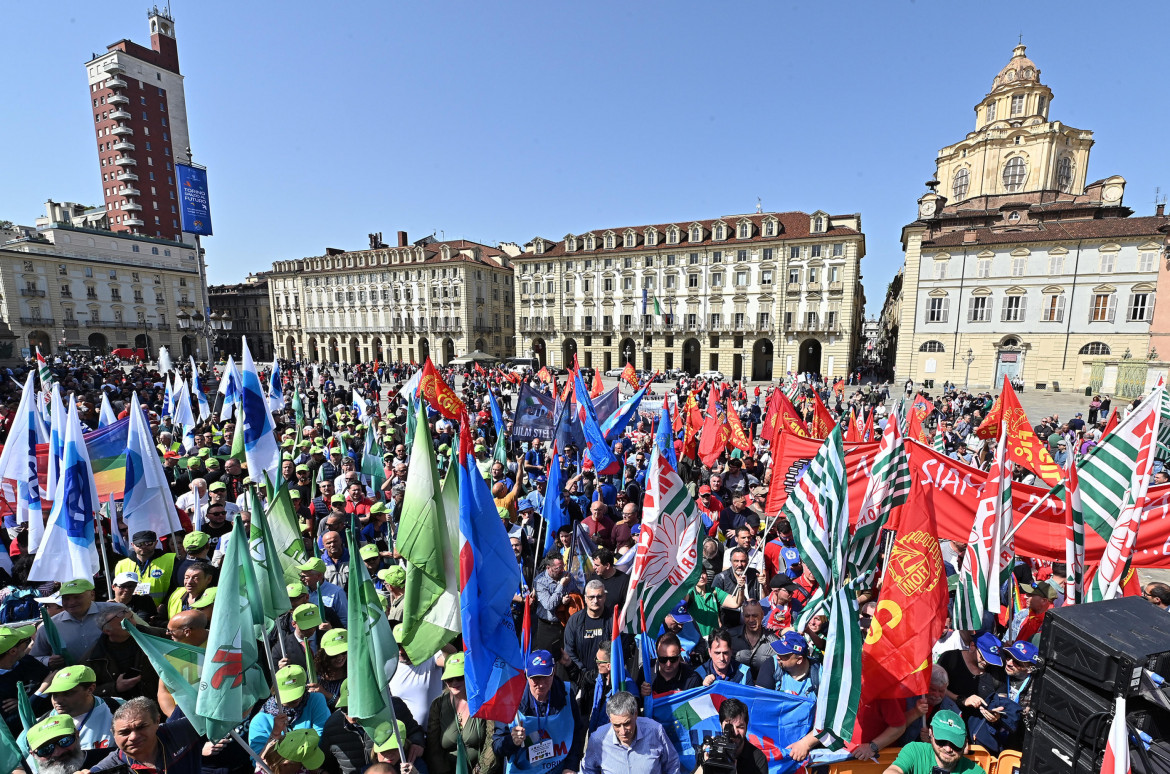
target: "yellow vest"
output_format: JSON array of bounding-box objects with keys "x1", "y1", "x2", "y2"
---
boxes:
[{"x1": 114, "y1": 552, "x2": 176, "y2": 604}]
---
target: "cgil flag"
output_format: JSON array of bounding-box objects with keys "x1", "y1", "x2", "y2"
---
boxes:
[
  {"x1": 35, "y1": 348, "x2": 53, "y2": 389},
  {"x1": 847, "y1": 415, "x2": 910, "y2": 582},
  {"x1": 954, "y1": 429, "x2": 1013, "y2": 629},
  {"x1": 28, "y1": 397, "x2": 99, "y2": 583},
  {"x1": 396, "y1": 402, "x2": 461, "y2": 663}
]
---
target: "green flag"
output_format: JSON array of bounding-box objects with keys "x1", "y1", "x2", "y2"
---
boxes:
[
  {"x1": 0, "y1": 712, "x2": 23, "y2": 774},
  {"x1": 345, "y1": 516, "x2": 399, "y2": 732},
  {"x1": 492, "y1": 427, "x2": 509, "y2": 467},
  {"x1": 361, "y1": 422, "x2": 387, "y2": 495},
  {"x1": 405, "y1": 395, "x2": 419, "y2": 450},
  {"x1": 251, "y1": 477, "x2": 295, "y2": 627},
  {"x1": 125, "y1": 621, "x2": 207, "y2": 736},
  {"x1": 197, "y1": 513, "x2": 268, "y2": 742},
  {"x1": 266, "y1": 480, "x2": 311, "y2": 584},
  {"x1": 230, "y1": 400, "x2": 246, "y2": 463},
  {"x1": 397, "y1": 404, "x2": 461, "y2": 663},
  {"x1": 39, "y1": 607, "x2": 69, "y2": 664},
  {"x1": 653, "y1": 296, "x2": 663, "y2": 317},
  {"x1": 293, "y1": 387, "x2": 305, "y2": 432}
]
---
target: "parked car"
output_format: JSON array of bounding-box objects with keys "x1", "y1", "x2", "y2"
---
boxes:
[
  {"x1": 698, "y1": 370, "x2": 725, "y2": 381},
  {"x1": 604, "y1": 368, "x2": 625, "y2": 378}
]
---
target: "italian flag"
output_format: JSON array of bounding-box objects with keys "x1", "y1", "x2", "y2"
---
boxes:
[{"x1": 653, "y1": 296, "x2": 663, "y2": 318}]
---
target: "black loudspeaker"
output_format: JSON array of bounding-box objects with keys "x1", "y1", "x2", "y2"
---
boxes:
[
  {"x1": 1033, "y1": 667, "x2": 1169, "y2": 740},
  {"x1": 1039, "y1": 596, "x2": 1170, "y2": 697},
  {"x1": 1021, "y1": 717, "x2": 1101, "y2": 774}
]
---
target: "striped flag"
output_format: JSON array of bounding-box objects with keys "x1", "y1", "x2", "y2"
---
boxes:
[
  {"x1": 1083, "y1": 387, "x2": 1160, "y2": 602},
  {"x1": 35, "y1": 348, "x2": 53, "y2": 389},
  {"x1": 1101, "y1": 695, "x2": 1131, "y2": 774},
  {"x1": 267, "y1": 360, "x2": 286, "y2": 413},
  {"x1": 1063, "y1": 445, "x2": 1085, "y2": 605},
  {"x1": 847, "y1": 415, "x2": 910, "y2": 582},
  {"x1": 619, "y1": 444, "x2": 704, "y2": 638},
  {"x1": 932, "y1": 426, "x2": 947, "y2": 453},
  {"x1": 240, "y1": 337, "x2": 280, "y2": 485},
  {"x1": 953, "y1": 429, "x2": 1013, "y2": 629}
]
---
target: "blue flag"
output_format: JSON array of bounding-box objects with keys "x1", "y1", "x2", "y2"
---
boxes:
[
  {"x1": 540, "y1": 452, "x2": 569, "y2": 556},
  {"x1": 267, "y1": 360, "x2": 285, "y2": 413},
  {"x1": 190, "y1": 357, "x2": 210, "y2": 421},
  {"x1": 655, "y1": 404, "x2": 678, "y2": 471},
  {"x1": 649, "y1": 682, "x2": 816, "y2": 774},
  {"x1": 609, "y1": 606, "x2": 636, "y2": 698},
  {"x1": 457, "y1": 426, "x2": 525, "y2": 722},
  {"x1": 488, "y1": 389, "x2": 506, "y2": 437},
  {"x1": 601, "y1": 384, "x2": 649, "y2": 442},
  {"x1": 553, "y1": 398, "x2": 586, "y2": 453},
  {"x1": 573, "y1": 370, "x2": 620, "y2": 475}
]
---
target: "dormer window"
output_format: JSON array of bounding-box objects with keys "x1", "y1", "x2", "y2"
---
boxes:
[
  {"x1": 738, "y1": 222, "x2": 750, "y2": 238},
  {"x1": 813, "y1": 217, "x2": 824, "y2": 233},
  {"x1": 585, "y1": 236, "x2": 595, "y2": 250},
  {"x1": 667, "y1": 227, "x2": 679, "y2": 244},
  {"x1": 604, "y1": 234, "x2": 614, "y2": 249},
  {"x1": 764, "y1": 220, "x2": 776, "y2": 237},
  {"x1": 714, "y1": 224, "x2": 726, "y2": 240},
  {"x1": 535, "y1": 240, "x2": 545, "y2": 254},
  {"x1": 624, "y1": 232, "x2": 636, "y2": 248},
  {"x1": 645, "y1": 229, "x2": 657, "y2": 246},
  {"x1": 690, "y1": 226, "x2": 701, "y2": 242}
]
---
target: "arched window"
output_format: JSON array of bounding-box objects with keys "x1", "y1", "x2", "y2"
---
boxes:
[
  {"x1": 1057, "y1": 157, "x2": 1073, "y2": 193},
  {"x1": 1003, "y1": 157, "x2": 1027, "y2": 192},
  {"x1": 690, "y1": 227, "x2": 701, "y2": 242},
  {"x1": 1001, "y1": 337, "x2": 1021, "y2": 347},
  {"x1": 813, "y1": 217, "x2": 824, "y2": 232},
  {"x1": 1079, "y1": 342, "x2": 1110, "y2": 356},
  {"x1": 952, "y1": 169, "x2": 969, "y2": 200},
  {"x1": 919, "y1": 340, "x2": 945, "y2": 353}
]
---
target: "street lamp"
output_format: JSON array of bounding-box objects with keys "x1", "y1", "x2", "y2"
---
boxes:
[
  {"x1": 964, "y1": 348, "x2": 976, "y2": 390},
  {"x1": 177, "y1": 309, "x2": 226, "y2": 362},
  {"x1": 624, "y1": 344, "x2": 633, "y2": 366}
]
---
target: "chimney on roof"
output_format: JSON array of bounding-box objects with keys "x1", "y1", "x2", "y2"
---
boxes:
[
  {"x1": 1157, "y1": 203, "x2": 1165, "y2": 217},
  {"x1": 398, "y1": 230, "x2": 408, "y2": 247},
  {"x1": 963, "y1": 230, "x2": 977, "y2": 244}
]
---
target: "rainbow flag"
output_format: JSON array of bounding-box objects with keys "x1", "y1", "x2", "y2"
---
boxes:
[{"x1": 0, "y1": 416, "x2": 131, "y2": 505}]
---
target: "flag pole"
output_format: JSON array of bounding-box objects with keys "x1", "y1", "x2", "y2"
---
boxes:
[
  {"x1": 93, "y1": 496, "x2": 114, "y2": 599},
  {"x1": 229, "y1": 729, "x2": 275, "y2": 774}
]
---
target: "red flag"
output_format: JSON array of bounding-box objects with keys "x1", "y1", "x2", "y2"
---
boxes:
[
  {"x1": 521, "y1": 593, "x2": 533, "y2": 659},
  {"x1": 536, "y1": 366, "x2": 551, "y2": 384},
  {"x1": 474, "y1": 363, "x2": 486, "y2": 376},
  {"x1": 863, "y1": 409, "x2": 875, "y2": 442},
  {"x1": 773, "y1": 390, "x2": 812, "y2": 440},
  {"x1": 808, "y1": 392, "x2": 835, "y2": 439},
  {"x1": 697, "y1": 411, "x2": 725, "y2": 468},
  {"x1": 726, "y1": 404, "x2": 752, "y2": 453},
  {"x1": 1101, "y1": 695, "x2": 1131, "y2": 774},
  {"x1": 590, "y1": 368, "x2": 604, "y2": 398},
  {"x1": 418, "y1": 357, "x2": 465, "y2": 421},
  {"x1": 859, "y1": 515, "x2": 947, "y2": 701},
  {"x1": 845, "y1": 408, "x2": 863, "y2": 444},
  {"x1": 975, "y1": 377, "x2": 1064, "y2": 486},
  {"x1": 1103, "y1": 408, "x2": 1120, "y2": 437},
  {"x1": 620, "y1": 363, "x2": 638, "y2": 390},
  {"x1": 906, "y1": 394, "x2": 935, "y2": 444}
]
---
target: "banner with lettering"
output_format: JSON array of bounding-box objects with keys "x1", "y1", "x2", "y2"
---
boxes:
[
  {"x1": 764, "y1": 431, "x2": 880, "y2": 518},
  {"x1": 510, "y1": 383, "x2": 556, "y2": 441}
]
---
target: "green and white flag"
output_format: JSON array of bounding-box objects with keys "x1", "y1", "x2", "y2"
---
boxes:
[
  {"x1": 953, "y1": 430, "x2": 1013, "y2": 630},
  {"x1": 346, "y1": 516, "x2": 400, "y2": 733},
  {"x1": 251, "y1": 475, "x2": 296, "y2": 627},
  {"x1": 361, "y1": 422, "x2": 387, "y2": 495},
  {"x1": 619, "y1": 445, "x2": 704, "y2": 637},
  {"x1": 932, "y1": 426, "x2": 947, "y2": 453},
  {"x1": 847, "y1": 416, "x2": 910, "y2": 582},
  {"x1": 293, "y1": 387, "x2": 305, "y2": 432},
  {"x1": 1082, "y1": 387, "x2": 1161, "y2": 602},
  {"x1": 125, "y1": 621, "x2": 206, "y2": 735},
  {"x1": 230, "y1": 400, "x2": 246, "y2": 463},
  {"x1": 779, "y1": 426, "x2": 860, "y2": 745},
  {"x1": 265, "y1": 479, "x2": 310, "y2": 584},
  {"x1": 35, "y1": 348, "x2": 53, "y2": 390},
  {"x1": 196, "y1": 513, "x2": 268, "y2": 741},
  {"x1": 396, "y1": 403, "x2": 460, "y2": 663}
]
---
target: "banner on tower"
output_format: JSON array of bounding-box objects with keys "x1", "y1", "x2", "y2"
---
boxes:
[{"x1": 176, "y1": 164, "x2": 213, "y2": 236}]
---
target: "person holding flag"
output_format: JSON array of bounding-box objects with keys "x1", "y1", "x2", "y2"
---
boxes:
[{"x1": 491, "y1": 650, "x2": 585, "y2": 774}]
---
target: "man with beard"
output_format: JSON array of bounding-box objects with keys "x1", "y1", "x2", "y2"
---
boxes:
[{"x1": 17, "y1": 715, "x2": 107, "y2": 774}]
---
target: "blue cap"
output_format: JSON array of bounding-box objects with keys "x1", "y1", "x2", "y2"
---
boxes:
[
  {"x1": 975, "y1": 632, "x2": 1003, "y2": 666},
  {"x1": 526, "y1": 650, "x2": 554, "y2": 677},
  {"x1": 669, "y1": 600, "x2": 692, "y2": 624},
  {"x1": 1004, "y1": 640, "x2": 1039, "y2": 665},
  {"x1": 781, "y1": 547, "x2": 801, "y2": 567},
  {"x1": 770, "y1": 631, "x2": 809, "y2": 657},
  {"x1": 518, "y1": 495, "x2": 537, "y2": 512},
  {"x1": 534, "y1": 475, "x2": 547, "y2": 484}
]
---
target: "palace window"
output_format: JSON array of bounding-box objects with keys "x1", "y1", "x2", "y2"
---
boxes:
[
  {"x1": 926, "y1": 297, "x2": 949, "y2": 323},
  {"x1": 1002, "y1": 157, "x2": 1027, "y2": 192},
  {"x1": 1079, "y1": 342, "x2": 1110, "y2": 355},
  {"x1": 1001, "y1": 294, "x2": 1027, "y2": 322},
  {"x1": 952, "y1": 169, "x2": 969, "y2": 200},
  {"x1": 968, "y1": 296, "x2": 991, "y2": 322},
  {"x1": 1090, "y1": 293, "x2": 1116, "y2": 322},
  {"x1": 1042, "y1": 294, "x2": 1066, "y2": 322},
  {"x1": 1129, "y1": 292, "x2": 1153, "y2": 322},
  {"x1": 920, "y1": 340, "x2": 945, "y2": 353}
]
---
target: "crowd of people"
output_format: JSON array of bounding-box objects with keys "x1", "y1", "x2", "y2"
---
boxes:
[{"x1": 0, "y1": 353, "x2": 1154, "y2": 774}]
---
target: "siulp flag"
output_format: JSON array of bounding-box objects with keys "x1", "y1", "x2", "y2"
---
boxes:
[{"x1": 396, "y1": 402, "x2": 460, "y2": 663}]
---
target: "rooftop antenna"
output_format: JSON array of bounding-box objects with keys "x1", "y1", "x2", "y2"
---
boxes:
[
  {"x1": 756, "y1": 197, "x2": 762, "y2": 214},
  {"x1": 1156, "y1": 187, "x2": 1166, "y2": 207},
  {"x1": 1018, "y1": 33, "x2": 1023, "y2": 45}
]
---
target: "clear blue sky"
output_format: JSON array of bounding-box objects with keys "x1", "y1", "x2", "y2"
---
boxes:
[{"x1": 4, "y1": 1, "x2": 1167, "y2": 315}]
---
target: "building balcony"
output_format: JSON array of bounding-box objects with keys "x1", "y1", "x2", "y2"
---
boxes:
[
  {"x1": 807, "y1": 282, "x2": 822, "y2": 292},
  {"x1": 114, "y1": 156, "x2": 136, "y2": 166},
  {"x1": 122, "y1": 186, "x2": 141, "y2": 197},
  {"x1": 124, "y1": 217, "x2": 144, "y2": 226},
  {"x1": 19, "y1": 288, "x2": 45, "y2": 297},
  {"x1": 474, "y1": 324, "x2": 494, "y2": 333},
  {"x1": 122, "y1": 202, "x2": 142, "y2": 212},
  {"x1": 19, "y1": 317, "x2": 54, "y2": 326},
  {"x1": 103, "y1": 62, "x2": 126, "y2": 75},
  {"x1": 63, "y1": 319, "x2": 79, "y2": 328},
  {"x1": 111, "y1": 125, "x2": 133, "y2": 137},
  {"x1": 116, "y1": 171, "x2": 138, "y2": 182},
  {"x1": 109, "y1": 109, "x2": 131, "y2": 121},
  {"x1": 113, "y1": 141, "x2": 135, "y2": 152},
  {"x1": 828, "y1": 281, "x2": 844, "y2": 293},
  {"x1": 786, "y1": 282, "x2": 801, "y2": 294},
  {"x1": 108, "y1": 94, "x2": 129, "y2": 105},
  {"x1": 156, "y1": 324, "x2": 172, "y2": 331},
  {"x1": 106, "y1": 76, "x2": 127, "y2": 88}
]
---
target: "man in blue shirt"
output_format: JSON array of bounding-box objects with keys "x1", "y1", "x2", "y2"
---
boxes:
[
  {"x1": 89, "y1": 697, "x2": 201, "y2": 774},
  {"x1": 299, "y1": 557, "x2": 348, "y2": 627},
  {"x1": 582, "y1": 691, "x2": 680, "y2": 774}
]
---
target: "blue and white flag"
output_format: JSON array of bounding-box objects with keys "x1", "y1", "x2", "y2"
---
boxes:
[
  {"x1": 655, "y1": 403, "x2": 678, "y2": 471},
  {"x1": 123, "y1": 392, "x2": 183, "y2": 541},
  {"x1": 162, "y1": 374, "x2": 174, "y2": 420},
  {"x1": 172, "y1": 378, "x2": 196, "y2": 435},
  {"x1": 98, "y1": 392, "x2": 118, "y2": 428},
  {"x1": 352, "y1": 388, "x2": 369, "y2": 423},
  {"x1": 240, "y1": 337, "x2": 280, "y2": 486},
  {"x1": 190, "y1": 356, "x2": 210, "y2": 421},
  {"x1": 0, "y1": 375, "x2": 44, "y2": 550},
  {"x1": 28, "y1": 396, "x2": 100, "y2": 583},
  {"x1": 44, "y1": 386, "x2": 67, "y2": 541},
  {"x1": 216, "y1": 355, "x2": 243, "y2": 421},
  {"x1": 268, "y1": 360, "x2": 286, "y2": 413},
  {"x1": 601, "y1": 383, "x2": 649, "y2": 442}
]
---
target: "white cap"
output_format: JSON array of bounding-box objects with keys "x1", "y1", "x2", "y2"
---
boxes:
[
  {"x1": 113, "y1": 571, "x2": 140, "y2": 586},
  {"x1": 35, "y1": 593, "x2": 62, "y2": 605}
]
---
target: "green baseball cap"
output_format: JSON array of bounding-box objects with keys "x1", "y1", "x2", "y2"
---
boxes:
[
  {"x1": 296, "y1": 464, "x2": 310, "y2": 473},
  {"x1": 46, "y1": 665, "x2": 97, "y2": 693},
  {"x1": 931, "y1": 709, "x2": 967, "y2": 747},
  {"x1": 208, "y1": 481, "x2": 227, "y2": 492},
  {"x1": 282, "y1": 453, "x2": 293, "y2": 461},
  {"x1": 330, "y1": 494, "x2": 346, "y2": 505},
  {"x1": 442, "y1": 652, "x2": 466, "y2": 681},
  {"x1": 292, "y1": 603, "x2": 323, "y2": 630},
  {"x1": 321, "y1": 628, "x2": 348, "y2": 656},
  {"x1": 290, "y1": 490, "x2": 302, "y2": 499},
  {"x1": 379, "y1": 565, "x2": 406, "y2": 587},
  {"x1": 27, "y1": 714, "x2": 76, "y2": 752},
  {"x1": 359, "y1": 544, "x2": 380, "y2": 561},
  {"x1": 336, "y1": 678, "x2": 349, "y2": 708},
  {"x1": 298, "y1": 557, "x2": 326, "y2": 574},
  {"x1": 198, "y1": 448, "x2": 211, "y2": 458},
  {"x1": 0, "y1": 626, "x2": 33, "y2": 657},
  {"x1": 277, "y1": 728, "x2": 325, "y2": 769},
  {"x1": 183, "y1": 531, "x2": 210, "y2": 551},
  {"x1": 275, "y1": 664, "x2": 307, "y2": 703},
  {"x1": 206, "y1": 458, "x2": 220, "y2": 468},
  {"x1": 286, "y1": 582, "x2": 309, "y2": 599},
  {"x1": 369, "y1": 501, "x2": 387, "y2": 514},
  {"x1": 281, "y1": 440, "x2": 294, "y2": 448},
  {"x1": 190, "y1": 587, "x2": 217, "y2": 609},
  {"x1": 59, "y1": 579, "x2": 95, "y2": 596},
  {"x1": 372, "y1": 720, "x2": 408, "y2": 753}
]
